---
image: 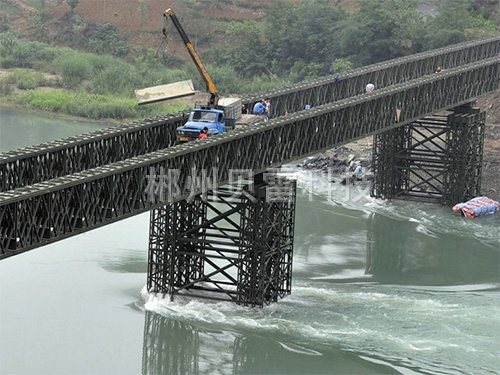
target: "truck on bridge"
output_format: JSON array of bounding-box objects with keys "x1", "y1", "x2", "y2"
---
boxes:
[
  {"x1": 139, "y1": 8, "x2": 263, "y2": 142},
  {"x1": 176, "y1": 97, "x2": 263, "y2": 142}
]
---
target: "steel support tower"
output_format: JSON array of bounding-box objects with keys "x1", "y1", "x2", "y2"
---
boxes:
[
  {"x1": 371, "y1": 104, "x2": 485, "y2": 204},
  {"x1": 147, "y1": 173, "x2": 296, "y2": 307}
]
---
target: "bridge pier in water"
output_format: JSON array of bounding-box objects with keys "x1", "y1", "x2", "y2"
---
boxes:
[
  {"x1": 371, "y1": 104, "x2": 485, "y2": 204},
  {"x1": 147, "y1": 173, "x2": 296, "y2": 307}
]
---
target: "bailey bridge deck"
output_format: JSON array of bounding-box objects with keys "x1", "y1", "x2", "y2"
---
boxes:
[
  {"x1": 1, "y1": 36, "x2": 498, "y2": 193},
  {"x1": 0, "y1": 55, "x2": 498, "y2": 259}
]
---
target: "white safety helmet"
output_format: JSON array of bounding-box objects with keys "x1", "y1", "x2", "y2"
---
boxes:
[{"x1": 366, "y1": 83, "x2": 375, "y2": 93}]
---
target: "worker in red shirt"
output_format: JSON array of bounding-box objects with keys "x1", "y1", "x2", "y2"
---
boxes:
[{"x1": 199, "y1": 127, "x2": 209, "y2": 140}]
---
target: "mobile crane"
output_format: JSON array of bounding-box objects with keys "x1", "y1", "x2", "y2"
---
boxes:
[
  {"x1": 163, "y1": 8, "x2": 263, "y2": 142},
  {"x1": 164, "y1": 8, "x2": 219, "y2": 108}
]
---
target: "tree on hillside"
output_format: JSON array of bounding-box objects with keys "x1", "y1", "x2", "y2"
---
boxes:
[
  {"x1": 264, "y1": 1, "x2": 346, "y2": 81},
  {"x1": 223, "y1": 21, "x2": 267, "y2": 77},
  {"x1": 66, "y1": 0, "x2": 78, "y2": 11},
  {"x1": 0, "y1": 14, "x2": 9, "y2": 32},
  {"x1": 337, "y1": 0, "x2": 425, "y2": 66},
  {"x1": 0, "y1": 32, "x2": 18, "y2": 57},
  {"x1": 138, "y1": 0, "x2": 146, "y2": 27},
  {"x1": 421, "y1": 0, "x2": 498, "y2": 49},
  {"x1": 470, "y1": 0, "x2": 499, "y2": 20},
  {"x1": 330, "y1": 58, "x2": 353, "y2": 74}
]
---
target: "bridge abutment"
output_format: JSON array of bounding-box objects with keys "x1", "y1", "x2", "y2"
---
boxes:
[
  {"x1": 371, "y1": 105, "x2": 485, "y2": 204},
  {"x1": 147, "y1": 174, "x2": 296, "y2": 307}
]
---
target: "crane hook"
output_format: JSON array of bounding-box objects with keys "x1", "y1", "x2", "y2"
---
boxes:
[{"x1": 162, "y1": 13, "x2": 168, "y2": 39}]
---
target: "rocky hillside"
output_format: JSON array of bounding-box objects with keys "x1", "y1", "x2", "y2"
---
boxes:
[
  {"x1": 1, "y1": 0, "x2": 282, "y2": 58},
  {"x1": 1, "y1": 0, "x2": 358, "y2": 61}
]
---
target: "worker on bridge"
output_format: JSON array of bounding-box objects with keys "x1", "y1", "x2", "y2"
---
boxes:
[
  {"x1": 199, "y1": 127, "x2": 209, "y2": 140},
  {"x1": 253, "y1": 99, "x2": 267, "y2": 116}
]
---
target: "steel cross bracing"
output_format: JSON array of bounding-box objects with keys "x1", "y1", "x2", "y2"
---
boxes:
[
  {"x1": 148, "y1": 179, "x2": 295, "y2": 307},
  {"x1": 0, "y1": 113, "x2": 188, "y2": 192},
  {"x1": 444, "y1": 110, "x2": 485, "y2": 204},
  {"x1": 0, "y1": 57, "x2": 498, "y2": 258},
  {"x1": 1, "y1": 36, "x2": 498, "y2": 193},
  {"x1": 371, "y1": 107, "x2": 485, "y2": 204}
]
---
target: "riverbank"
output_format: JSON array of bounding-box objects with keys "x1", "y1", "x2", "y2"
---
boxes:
[
  {"x1": 0, "y1": 100, "x2": 117, "y2": 125},
  {"x1": 0, "y1": 89, "x2": 191, "y2": 125},
  {"x1": 0, "y1": 89, "x2": 189, "y2": 121}
]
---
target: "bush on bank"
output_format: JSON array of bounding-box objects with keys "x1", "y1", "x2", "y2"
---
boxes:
[{"x1": 14, "y1": 90, "x2": 188, "y2": 120}]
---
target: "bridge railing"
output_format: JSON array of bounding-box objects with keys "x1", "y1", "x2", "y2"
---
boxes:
[
  {"x1": 0, "y1": 36, "x2": 498, "y2": 193},
  {"x1": 1, "y1": 56, "x2": 497, "y2": 258},
  {"x1": 0, "y1": 113, "x2": 187, "y2": 192},
  {"x1": 243, "y1": 35, "x2": 500, "y2": 117}
]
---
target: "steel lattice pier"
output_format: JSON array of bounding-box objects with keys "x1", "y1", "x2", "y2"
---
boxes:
[
  {"x1": 147, "y1": 175, "x2": 296, "y2": 307},
  {"x1": 371, "y1": 104, "x2": 485, "y2": 204}
]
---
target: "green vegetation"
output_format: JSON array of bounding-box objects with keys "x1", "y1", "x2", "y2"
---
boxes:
[
  {"x1": 0, "y1": 32, "x2": 191, "y2": 119},
  {"x1": 212, "y1": 0, "x2": 498, "y2": 81},
  {"x1": 0, "y1": 14, "x2": 9, "y2": 32},
  {"x1": 53, "y1": 54, "x2": 89, "y2": 89},
  {"x1": 10, "y1": 69, "x2": 48, "y2": 89},
  {"x1": 0, "y1": 31, "x2": 63, "y2": 69},
  {"x1": 14, "y1": 90, "x2": 187, "y2": 120},
  {"x1": 0, "y1": 0, "x2": 497, "y2": 121},
  {"x1": 27, "y1": 0, "x2": 47, "y2": 8},
  {"x1": 0, "y1": 69, "x2": 51, "y2": 94},
  {"x1": 66, "y1": 0, "x2": 78, "y2": 11}
]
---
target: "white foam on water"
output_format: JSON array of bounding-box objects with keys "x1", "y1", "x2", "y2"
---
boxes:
[
  {"x1": 415, "y1": 224, "x2": 439, "y2": 238},
  {"x1": 278, "y1": 342, "x2": 323, "y2": 356},
  {"x1": 310, "y1": 268, "x2": 371, "y2": 281},
  {"x1": 142, "y1": 284, "x2": 465, "y2": 337},
  {"x1": 399, "y1": 283, "x2": 500, "y2": 293},
  {"x1": 358, "y1": 355, "x2": 436, "y2": 375},
  {"x1": 293, "y1": 285, "x2": 460, "y2": 310},
  {"x1": 137, "y1": 167, "x2": 499, "y2": 375},
  {"x1": 140, "y1": 282, "x2": 499, "y2": 375}
]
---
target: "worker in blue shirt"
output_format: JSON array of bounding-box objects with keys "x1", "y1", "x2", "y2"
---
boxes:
[{"x1": 253, "y1": 100, "x2": 266, "y2": 115}]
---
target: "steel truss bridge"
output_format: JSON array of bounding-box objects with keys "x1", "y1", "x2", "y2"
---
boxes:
[
  {"x1": 0, "y1": 36, "x2": 499, "y2": 304},
  {"x1": 1, "y1": 36, "x2": 498, "y2": 193}
]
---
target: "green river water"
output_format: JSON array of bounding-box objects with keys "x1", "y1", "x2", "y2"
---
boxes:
[{"x1": 0, "y1": 109, "x2": 499, "y2": 375}]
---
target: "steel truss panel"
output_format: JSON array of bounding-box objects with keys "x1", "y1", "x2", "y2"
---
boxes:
[
  {"x1": 371, "y1": 106, "x2": 485, "y2": 203},
  {"x1": 0, "y1": 57, "x2": 498, "y2": 258},
  {"x1": 147, "y1": 176, "x2": 296, "y2": 307},
  {"x1": 244, "y1": 36, "x2": 500, "y2": 118},
  {"x1": 0, "y1": 114, "x2": 187, "y2": 192},
  {"x1": 1, "y1": 37, "x2": 498, "y2": 193}
]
